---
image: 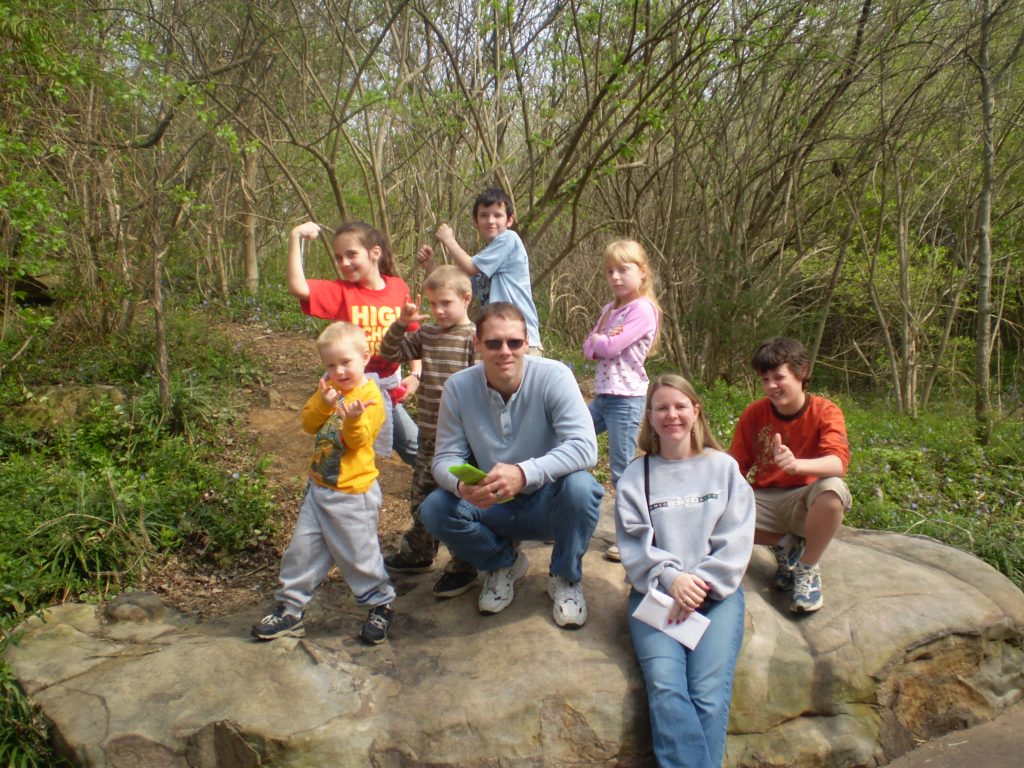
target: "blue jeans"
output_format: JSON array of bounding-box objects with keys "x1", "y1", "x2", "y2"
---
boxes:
[
  {"x1": 420, "y1": 471, "x2": 603, "y2": 581},
  {"x1": 628, "y1": 587, "x2": 745, "y2": 768},
  {"x1": 393, "y1": 403, "x2": 418, "y2": 467},
  {"x1": 588, "y1": 395, "x2": 645, "y2": 485}
]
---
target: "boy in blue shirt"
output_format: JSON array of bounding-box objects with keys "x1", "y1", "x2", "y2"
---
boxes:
[{"x1": 417, "y1": 187, "x2": 543, "y2": 352}]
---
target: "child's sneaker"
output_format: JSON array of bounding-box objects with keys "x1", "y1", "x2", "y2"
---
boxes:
[
  {"x1": 771, "y1": 536, "x2": 805, "y2": 591},
  {"x1": 384, "y1": 552, "x2": 434, "y2": 573},
  {"x1": 360, "y1": 604, "x2": 394, "y2": 645},
  {"x1": 433, "y1": 568, "x2": 479, "y2": 598},
  {"x1": 251, "y1": 607, "x2": 305, "y2": 640},
  {"x1": 791, "y1": 562, "x2": 823, "y2": 613}
]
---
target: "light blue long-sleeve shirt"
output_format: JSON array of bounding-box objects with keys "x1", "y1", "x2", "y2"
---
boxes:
[
  {"x1": 471, "y1": 229, "x2": 542, "y2": 348},
  {"x1": 431, "y1": 356, "x2": 597, "y2": 495}
]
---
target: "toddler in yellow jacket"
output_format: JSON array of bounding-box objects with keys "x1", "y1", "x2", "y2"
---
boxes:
[{"x1": 251, "y1": 321, "x2": 396, "y2": 645}]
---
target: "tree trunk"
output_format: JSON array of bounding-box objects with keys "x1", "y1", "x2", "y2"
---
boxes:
[
  {"x1": 241, "y1": 147, "x2": 259, "y2": 294},
  {"x1": 975, "y1": 0, "x2": 994, "y2": 444}
]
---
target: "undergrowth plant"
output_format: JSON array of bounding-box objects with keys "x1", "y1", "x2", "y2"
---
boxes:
[{"x1": 0, "y1": 309, "x2": 279, "y2": 766}]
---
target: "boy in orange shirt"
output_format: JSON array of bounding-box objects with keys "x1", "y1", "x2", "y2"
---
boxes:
[
  {"x1": 251, "y1": 321, "x2": 396, "y2": 644},
  {"x1": 728, "y1": 337, "x2": 851, "y2": 613}
]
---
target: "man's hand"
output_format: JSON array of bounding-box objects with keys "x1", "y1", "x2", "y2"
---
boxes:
[
  {"x1": 458, "y1": 462, "x2": 525, "y2": 508},
  {"x1": 666, "y1": 572, "x2": 709, "y2": 624},
  {"x1": 480, "y1": 462, "x2": 526, "y2": 501}
]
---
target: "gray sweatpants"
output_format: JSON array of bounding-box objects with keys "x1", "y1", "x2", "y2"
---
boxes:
[{"x1": 275, "y1": 480, "x2": 396, "y2": 617}]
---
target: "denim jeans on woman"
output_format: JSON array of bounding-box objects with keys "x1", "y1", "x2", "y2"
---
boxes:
[{"x1": 628, "y1": 586, "x2": 745, "y2": 768}]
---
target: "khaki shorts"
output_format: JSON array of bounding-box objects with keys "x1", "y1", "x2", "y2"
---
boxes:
[{"x1": 754, "y1": 477, "x2": 852, "y2": 536}]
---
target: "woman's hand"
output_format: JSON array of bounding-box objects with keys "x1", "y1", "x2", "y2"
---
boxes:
[{"x1": 666, "y1": 573, "x2": 709, "y2": 624}]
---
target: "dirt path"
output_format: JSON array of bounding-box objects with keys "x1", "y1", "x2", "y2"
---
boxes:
[{"x1": 140, "y1": 322, "x2": 413, "y2": 619}]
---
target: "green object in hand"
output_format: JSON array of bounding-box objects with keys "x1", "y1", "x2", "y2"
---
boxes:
[
  {"x1": 448, "y1": 463, "x2": 488, "y2": 484},
  {"x1": 448, "y1": 464, "x2": 513, "y2": 502}
]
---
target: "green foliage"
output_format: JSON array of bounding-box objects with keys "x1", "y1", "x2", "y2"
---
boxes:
[
  {"x1": 0, "y1": 640, "x2": 72, "y2": 768},
  {"x1": 217, "y1": 282, "x2": 321, "y2": 334},
  {"x1": 0, "y1": 308, "x2": 282, "y2": 763},
  {"x1": 842, "y1": 399, "x2": 1024, "y2": 586},
  {"x1": 0, "y1": 388, "x2": 276, "y2": 619},
  {"x1": 0, "y1": 314, "x2": 278, "y2": 620},
  {"x1": 172, "y1": 274, "x2": 320, "y2": 336}
]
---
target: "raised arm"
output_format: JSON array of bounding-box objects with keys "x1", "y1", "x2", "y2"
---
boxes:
[
  {"x1": 435, "y1": 223, "x2": 480, "y2": 276},
  {"x1": 287, "y1": 222, "x2": 322, "y2": 300}
]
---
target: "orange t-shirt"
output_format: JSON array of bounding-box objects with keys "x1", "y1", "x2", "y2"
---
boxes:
[{"x1": 728, "y1": 395, "x2": 850, "y2": 490}]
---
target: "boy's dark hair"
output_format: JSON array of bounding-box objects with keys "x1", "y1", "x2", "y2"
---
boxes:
[
  {"x1": 475, "y1": 301, "x2": 526, "y2": 337},
  {"x1": 752, "y1": 337, "x2": 811, "y2": 388},
  {"x1": 472, "y1": 187, "x2": 514, "y2": 219},
  {"x1": 333, "y1": 220, "x2": 398, "y2": 277}
]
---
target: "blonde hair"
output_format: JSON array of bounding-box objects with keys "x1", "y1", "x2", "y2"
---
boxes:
[
  {"x1": 424, "y1": 264, "x2": 472, "y2": 296},
  {"x1": 316, "y1": 321, "x2": 368, "y2": 354},
  {"x1": 603, "y1": 239, "x2": 661, "y2": 351},
  {"x1": 637, "y1": 373, "x2": 721, "y2": 456}
]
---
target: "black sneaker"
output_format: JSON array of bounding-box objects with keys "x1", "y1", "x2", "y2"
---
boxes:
[
  {"x1": 360, "y1": 604, "x2": 394, "y2": 645},
  {"x1": 384, "y1": 552, "x2": 435, "y2": 573},
  {"x1": 251, "y1": 608, "x2": 305, "y2": 640},
  {"x1": 433, "y1": 568, "x2": 479, "y2": 599}
]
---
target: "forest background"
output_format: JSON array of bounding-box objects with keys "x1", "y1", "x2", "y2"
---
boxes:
[{"x1": 1, "y1": 0, "x2": 1023, "y2": 763}]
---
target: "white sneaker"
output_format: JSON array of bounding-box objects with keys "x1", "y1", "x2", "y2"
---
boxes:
[
  {"x1": 478, "y1": 551, "x2": 530, "y2": 615},
  {"x1": 547, "y1": 575, "x2": 588, "y2": 629}
]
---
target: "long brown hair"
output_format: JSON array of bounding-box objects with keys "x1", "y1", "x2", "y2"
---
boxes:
[
  {"x1": 637, "y1": 373, "x2": 721, "y2": 456},
  {"x1": 333, "y1": 220, "x2": 398, "y2": 277}
]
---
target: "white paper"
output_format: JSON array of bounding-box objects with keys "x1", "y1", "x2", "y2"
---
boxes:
[{"x1": 632, "y1": 588, "x2": 710, "y2": 649}]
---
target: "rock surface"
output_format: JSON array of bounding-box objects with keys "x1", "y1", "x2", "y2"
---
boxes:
[{"x1": 7, "y1": 501, "x2": 1024, "y2": 768}]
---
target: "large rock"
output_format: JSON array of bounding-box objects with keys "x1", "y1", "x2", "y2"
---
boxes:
[{"x1": 6, "y1": 502, "x2": 1024, "y2": 768}]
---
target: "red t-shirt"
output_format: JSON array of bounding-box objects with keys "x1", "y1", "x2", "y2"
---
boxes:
[
  {"x1": 728, "y1": 395, "x2": 850, "y2": 490},
  {"x1": 300, "y1": 275, "x2": 418, "y2": 378}
]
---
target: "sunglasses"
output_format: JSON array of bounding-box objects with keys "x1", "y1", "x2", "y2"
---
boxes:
[{"x1": 481, "y1": 337, "x2": 527, "y2": 351}]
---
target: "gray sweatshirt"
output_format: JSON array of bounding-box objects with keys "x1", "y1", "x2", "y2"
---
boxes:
[{"x1": 615, "y1": 450, "x2": 755, "y2": 600}]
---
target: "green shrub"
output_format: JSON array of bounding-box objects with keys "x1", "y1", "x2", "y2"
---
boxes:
[
  {"x1": 843, "y1": 400, "x2": 1024, "y2": 585},
  {"x1": 0, "y1": 642, "x2": 73, "y2": 768},
  {"x1": 0, "y1": 317, "x2": 278, "y2": 620}
]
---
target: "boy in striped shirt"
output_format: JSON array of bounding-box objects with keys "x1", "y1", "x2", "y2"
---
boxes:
[{"x1": 379, "y1": 265, "x2": 480, "y2": 598}]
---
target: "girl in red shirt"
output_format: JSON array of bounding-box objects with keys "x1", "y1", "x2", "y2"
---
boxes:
[{"x1": 287, "y1": 220, "x2": 421, "y2": 464}]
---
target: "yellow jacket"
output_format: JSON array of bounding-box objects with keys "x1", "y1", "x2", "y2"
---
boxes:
[{"x1": 301, "y1": 378, "x2": 385, "y2": 494}]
